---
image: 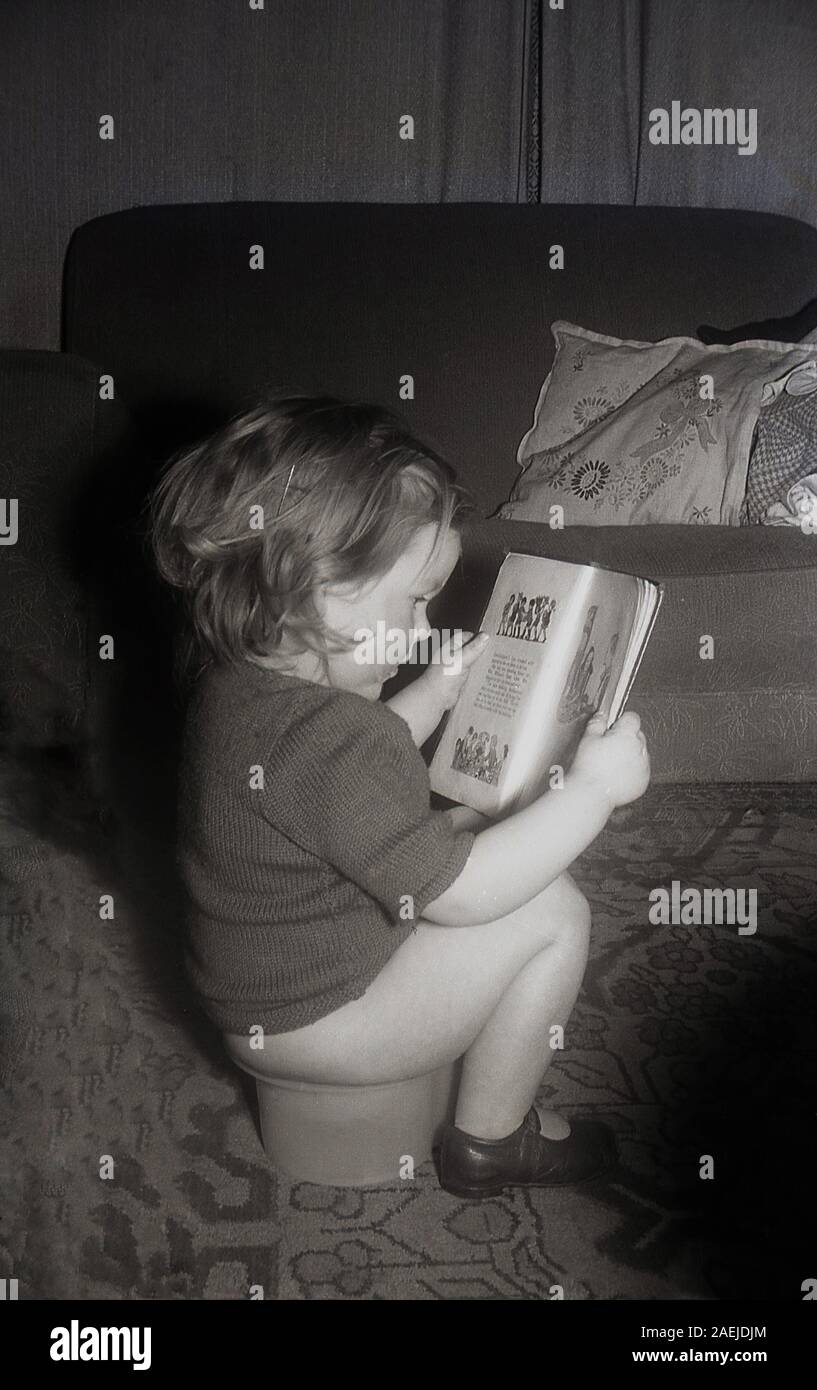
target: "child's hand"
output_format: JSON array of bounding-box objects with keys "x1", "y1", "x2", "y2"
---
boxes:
[
  {"x1": 421, "y1": 630, "x2": 491, "y2": 713},
  {"x1": 570, "y1": 710, "x2": 651, "y2": 810},
  {"x1": 383, "y1": 632, "x2": 489, "y2": 747}
]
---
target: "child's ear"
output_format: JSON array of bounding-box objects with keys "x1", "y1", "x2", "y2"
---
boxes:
[{"x1": 313, "y1": 583, "x2": 329, "y2": 619}]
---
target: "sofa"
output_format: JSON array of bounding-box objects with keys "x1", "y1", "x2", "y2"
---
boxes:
[{"x1": 5, "y1": 202, "x2": 817, "y2": 799}]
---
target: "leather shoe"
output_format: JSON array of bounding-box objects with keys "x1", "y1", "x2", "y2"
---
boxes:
[{"x1": 438, "y1": 1106, "x2": 617, "y2": 1198}]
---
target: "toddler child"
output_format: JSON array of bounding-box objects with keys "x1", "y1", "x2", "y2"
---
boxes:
[{"x1": 149, "y1": 395, "x2": 650, "y2": 1198}]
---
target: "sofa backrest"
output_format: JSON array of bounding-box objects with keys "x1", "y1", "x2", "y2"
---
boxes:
[{"x1": 63, "y1": 203, "x2": 817, "y2": 515}]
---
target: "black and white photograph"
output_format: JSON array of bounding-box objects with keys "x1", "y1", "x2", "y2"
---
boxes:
[{"x1": 1, "y1": 0, "x2": 816, "y2": 1349}]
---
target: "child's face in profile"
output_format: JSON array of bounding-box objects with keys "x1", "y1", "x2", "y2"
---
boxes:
[{"x1": 320, "y1": 523, "x2": 461, "y2": 698}]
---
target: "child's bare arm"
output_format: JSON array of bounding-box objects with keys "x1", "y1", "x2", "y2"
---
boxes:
[
  {"x1": 443, "y1": 805, "x2": 492, "y2": 834},
  {"x1": 426, "y1": 775, "x2": 613, "y2": 926},
  {"x1": 424, "y1": 713, "x2": 651, "y2": 927},
  {"x1": 384, "y1": 680, "x2": 446, "y2": 747}
]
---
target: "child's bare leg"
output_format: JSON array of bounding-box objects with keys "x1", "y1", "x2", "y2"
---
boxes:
[
  {"x1": 224, "y1": 872, "x2": 591, "y2": 1144},
  {"x1": 454, "y1": 912, "x2": 589, "y2": 1140}
]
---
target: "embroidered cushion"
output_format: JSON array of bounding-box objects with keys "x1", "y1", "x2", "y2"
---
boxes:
[{"x1": 496, "y1": 322, "x2": 817, "y2": 526}]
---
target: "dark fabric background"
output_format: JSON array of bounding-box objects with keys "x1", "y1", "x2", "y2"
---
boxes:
[
  {"x1": 0, "y1": 0, "x2": 526, "y2": 349},
  {"x1": 1, "y1": 0, "x2": 815, "y2": 351},
  {"x1": 525, "y1": 0, "x2": 817, "y2": 219}
]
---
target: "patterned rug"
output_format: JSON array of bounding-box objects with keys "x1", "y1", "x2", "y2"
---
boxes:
[{"x1": 1, "y1": 779, "x2": 815, "y2": 1301}]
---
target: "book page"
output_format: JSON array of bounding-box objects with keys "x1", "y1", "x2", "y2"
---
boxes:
[
  {"x1": 504, "y1": 566, "x2": 644, "y2": 813},
  {"x1": 608, "y1": 580, "x2": 663, "y2": 721},
  {"x1": 568, "y1": 568, "x2": 642, "y2": 729},
  {"x1": 429, "y1": 553, "x2": 657, "y2": 816},
  {"x1": 429, "y1": 554, "x2": 594, "y2": 814}
]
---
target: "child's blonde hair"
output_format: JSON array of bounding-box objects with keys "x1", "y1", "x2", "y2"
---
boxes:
[{"x1": 149, "y1": 394, "x2": 475, "y2": 685}]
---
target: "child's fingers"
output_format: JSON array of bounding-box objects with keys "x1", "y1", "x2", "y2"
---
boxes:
[
  {"x1": 442, "y1": 629, "x2": 488, "y2": 656},
  {"x1": 440, "y1": 629, "x2": 489, "y2": 677},
  {"x1": 454, "y1": 634, "x2": 490, "y2": 669},
  {"x1": 449, "y1": 628, "x2": 492, "y2": 646},
  {"x1": 438, "y1": 630, "x2": 465, "y2": 669}
]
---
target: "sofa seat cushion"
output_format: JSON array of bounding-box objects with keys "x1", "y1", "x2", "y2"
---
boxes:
[{"x1": 432, "y1": 520, "x2": 817, "y2": 782}]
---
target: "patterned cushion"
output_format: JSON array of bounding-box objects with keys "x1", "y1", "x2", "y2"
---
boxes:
[
  {"x1": 497, "y1": 322, "x2": 817, "y2": 527},
  {"x1": 741, "y1": 370, "x2": 817, "y2": 524}
]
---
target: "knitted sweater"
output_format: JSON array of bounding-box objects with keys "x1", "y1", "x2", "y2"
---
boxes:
[{"x1": 176, "y1": 659, "x2": 476, "y2": 1035}]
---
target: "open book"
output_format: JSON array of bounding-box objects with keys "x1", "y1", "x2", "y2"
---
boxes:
[{"x1": 428, "y1": 551, "x2": 662, "y2": 817}]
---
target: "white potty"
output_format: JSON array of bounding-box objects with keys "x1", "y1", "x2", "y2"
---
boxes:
[{"x1": 228, "y1": 1053, "x2": 460, "y2": 1187}]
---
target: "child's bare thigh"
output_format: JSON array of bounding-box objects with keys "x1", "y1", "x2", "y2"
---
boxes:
[{"x1": 224, "y1": 871, "x2": 589, "y2": 1086}]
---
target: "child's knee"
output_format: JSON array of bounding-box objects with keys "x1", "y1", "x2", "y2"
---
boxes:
[
  {"x1": 568, "y1": 883, "x2": 592, "y2": 947},
  {"x1": 543, "y1": 872, "x2": 592, "y2": 946},
  {"x1": 502, "y1": 872, "x2": 590, "y2": 952},
  {"x1": 565, "y1": 874, "x2": 591, "y2": 925}
]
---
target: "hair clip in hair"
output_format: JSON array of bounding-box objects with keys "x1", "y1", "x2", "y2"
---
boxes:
[{"x1": 275, "y1": 461, "x2": 297, "y2": 518}]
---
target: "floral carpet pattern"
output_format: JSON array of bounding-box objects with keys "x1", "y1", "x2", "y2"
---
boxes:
[{"x1": 1, "y1": 781, "x2": 815, "y2": 1301}]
